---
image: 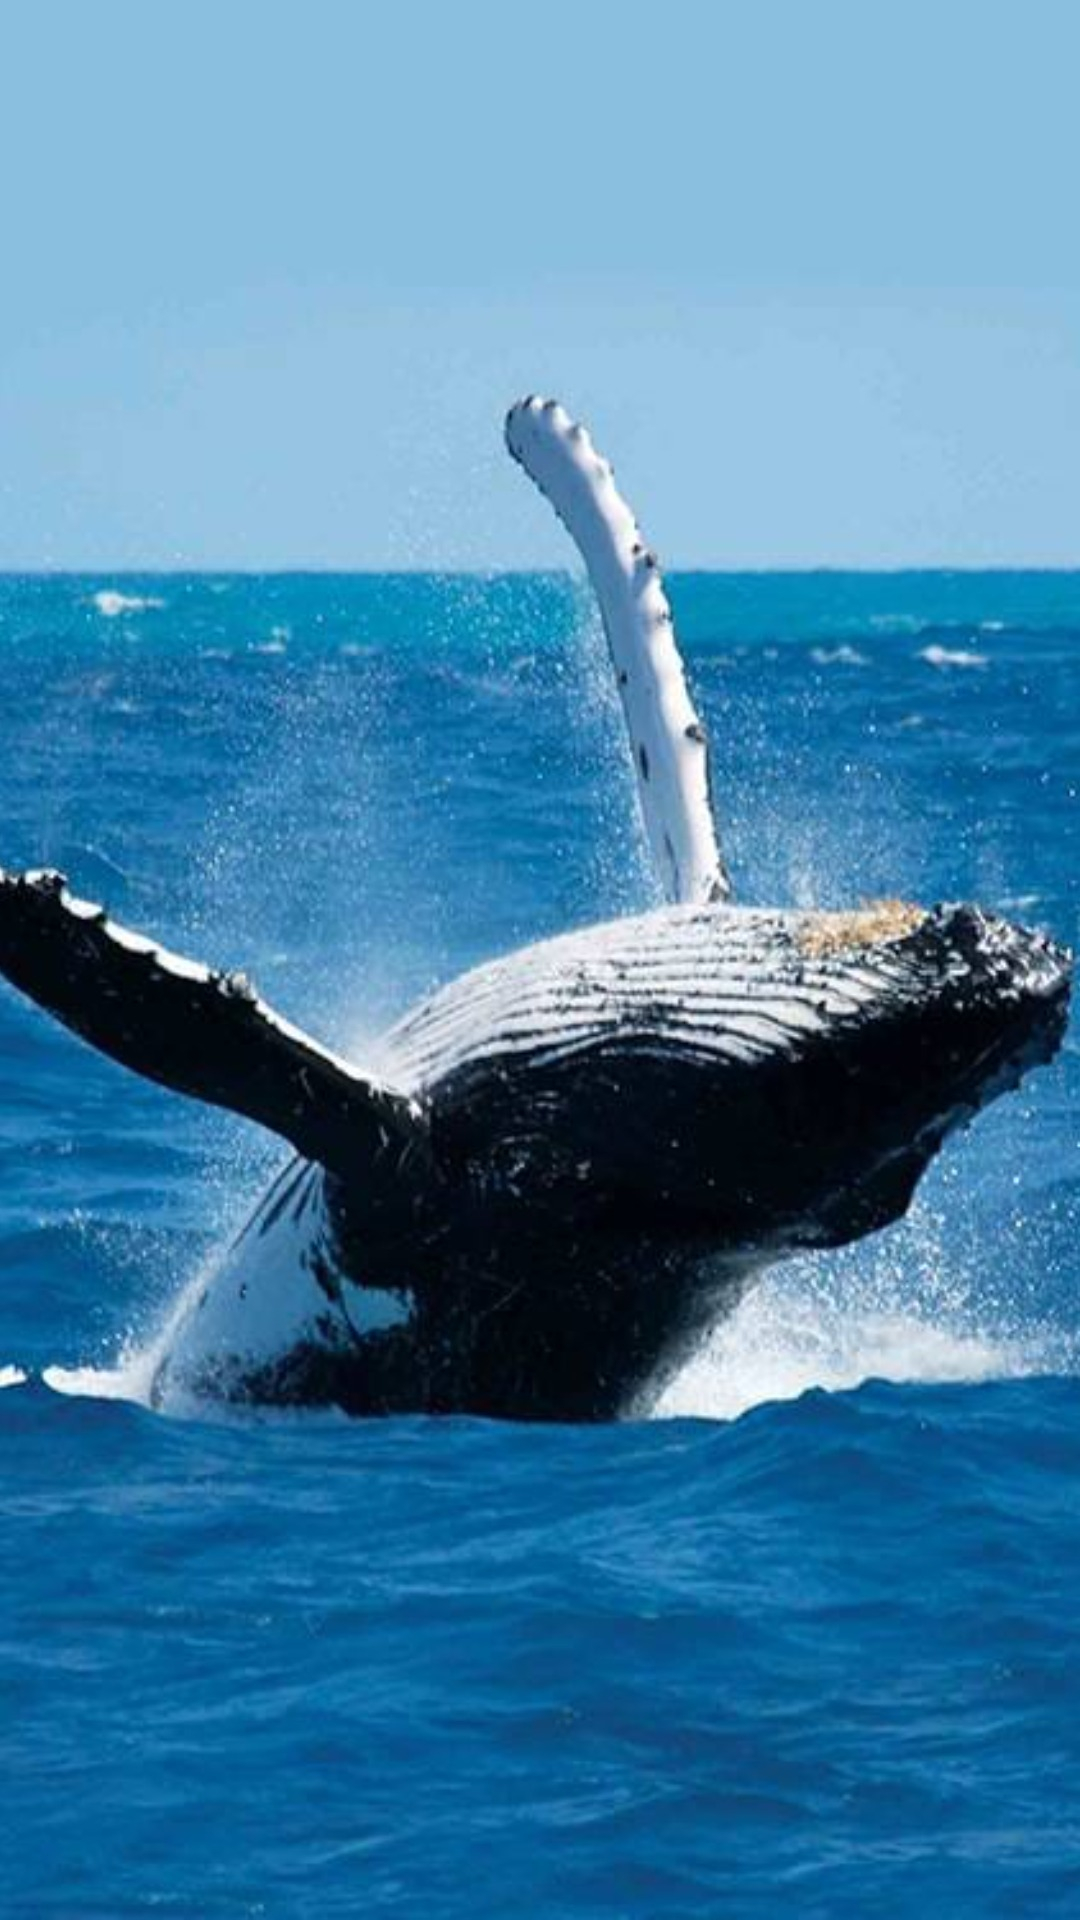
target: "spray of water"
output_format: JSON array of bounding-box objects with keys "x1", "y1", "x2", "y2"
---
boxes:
[
  {"x1": 44, "y1": 1243, "x2": 234, "y2": 1411},
  {"x1": 644, "y1": 1194, "x2": 1075, "y2": 1423}
]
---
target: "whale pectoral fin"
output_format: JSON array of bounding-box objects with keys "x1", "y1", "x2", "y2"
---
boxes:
[
  {"x1": 505, "y1": 396, "x2": 730, "y2": 907},
  {"x1": 0, "y1": 868, "x2": 429, "y2": 1185}
]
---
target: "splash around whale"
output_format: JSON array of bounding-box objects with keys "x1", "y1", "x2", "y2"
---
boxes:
[{"x1": 0, "y1": 399, "x2": 1071, "y2": 1419}]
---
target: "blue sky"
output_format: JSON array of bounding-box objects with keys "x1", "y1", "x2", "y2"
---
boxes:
[{"x1": 2, "y1": 1, "x2": 1077, "y2": 568}]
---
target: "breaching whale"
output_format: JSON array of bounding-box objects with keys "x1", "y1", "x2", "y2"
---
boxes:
[{"x1": 0, "y1": 399, "x2": 1071, "y2": 1419}]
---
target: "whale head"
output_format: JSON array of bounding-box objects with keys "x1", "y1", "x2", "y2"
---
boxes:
[
  {"x1": 389, "y1": 896, "x2": 1072, "y2": 1264},
  {"x1": 723, "y1": 899, "x2": 1072, "y2": 1250}
]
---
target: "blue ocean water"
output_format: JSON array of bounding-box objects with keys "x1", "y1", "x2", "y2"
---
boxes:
[{"x1": 1, "y1": 571, "x2": 1079, "y2": 1917}]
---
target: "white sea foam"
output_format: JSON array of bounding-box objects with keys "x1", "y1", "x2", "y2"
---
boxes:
[
  {"x1": 810, "y1": 645, "x2": 868, "y2": 667},
  {"x1": 643, "y1": 1190, "x2": 1070, "y2": 1424},
  {"x1": 42, "y1": 1279, "x2": 212, "y2": 1413},
  {"x1": 91, "y1": 589, "x2": 165, "y2": 618},
  {"x1": 919, "y1": 644, "x2": 988, "y2": 670},
  {"x1": 645, "y1": 1286, "x2": 1032, "y2": 1423},
  {"x1": 0, "y1": 1364, "x2": 28, "y2": 1391},
  {"x1": 41, "y1": 1356, "x2": 255, "y2": 1426},
  {"x1": 43, "y1": 1361, "x2": 148, "y2": 1403}
]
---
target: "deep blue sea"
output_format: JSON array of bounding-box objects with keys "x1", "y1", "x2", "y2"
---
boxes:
[{"x1": 2, "y1": 572, "x2": 1079, "y2": 1917}]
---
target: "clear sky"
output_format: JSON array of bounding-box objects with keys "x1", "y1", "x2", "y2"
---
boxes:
[{"x1": 2, "y1": 0, "x2": 1077, "y2": 569}]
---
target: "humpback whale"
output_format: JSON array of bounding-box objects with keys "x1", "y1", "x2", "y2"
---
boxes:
[{"x1": 0, "y1": 398, "x2": 1071, "y2": 1419}]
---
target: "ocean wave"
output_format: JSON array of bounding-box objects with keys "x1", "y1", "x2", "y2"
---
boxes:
[
  {"x1": 919, "y1": 643, "x2": 988, "y2": 670},
  {"x1": 0, "y1": 1364, "x2": 27, "y2": 1391},
  {"x1": 810, "y1": 645, "x2": 868, "y2": 667},
  {"x1": 42, "y1": 1360, "x2": 152, "y2": 1404},
  {"x1": 91, "y1": 589, "x2": 166, "y2": 618},
  {"x1": 867, "y1": 613, "x2": 923, "y2": 635}
]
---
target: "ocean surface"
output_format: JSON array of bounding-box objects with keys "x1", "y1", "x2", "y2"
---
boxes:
[{"x1": 1, "y1": 571, "x2": 1079, "y2": 1917}]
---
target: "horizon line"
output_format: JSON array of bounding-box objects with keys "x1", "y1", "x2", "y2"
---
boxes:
[{"x1": 1, "y1": 564, "x2": 1079, "y2": 581}]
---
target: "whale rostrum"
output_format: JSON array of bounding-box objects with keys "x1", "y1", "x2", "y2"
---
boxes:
[{"x1": 0, "y1": 400, "x2": 1071, "y2": 1418}]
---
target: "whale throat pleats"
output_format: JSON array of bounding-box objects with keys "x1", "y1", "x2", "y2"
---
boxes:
[
  {"x1": 505, "y1": 396, "x2": 729, "y2": 908},
  {"x1": 0, "y1": 868, "x2": 432, "y2": 1194}
]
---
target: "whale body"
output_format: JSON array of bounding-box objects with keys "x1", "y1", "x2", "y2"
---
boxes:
[{"x1": 0, "y1": 399, "x2": 1071, "y2": 1418}]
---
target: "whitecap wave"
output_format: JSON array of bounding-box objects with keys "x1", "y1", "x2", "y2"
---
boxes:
[
  {"x1": 42, "y1": 1360, "x2": 151, "y2": 1404},
  {"x1": 811, "y1": 645, "x2": 868, "y2": 667},
  {"x1": 91, "y1": 589, "x2": 165, "y2": 618},
  {"x1": 0, "y1": 1364, "x2": 28, "y2": 1391},
  {"x1": 919, "y1": 644, "x2": 988, "y2": 670}
]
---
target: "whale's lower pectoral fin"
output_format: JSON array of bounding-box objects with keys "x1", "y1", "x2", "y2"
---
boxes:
[{"x1": 0, "y1": 868, "x2": 430, "y2": 1187}]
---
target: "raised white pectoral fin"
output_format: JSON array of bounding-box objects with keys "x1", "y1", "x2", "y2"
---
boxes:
[
  {"x1": 505, "y1": 396, "x2": 730, "y2": 906},
  {"x1": 0, "y1": 868, "x2": 431, "y2": 1189}
]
